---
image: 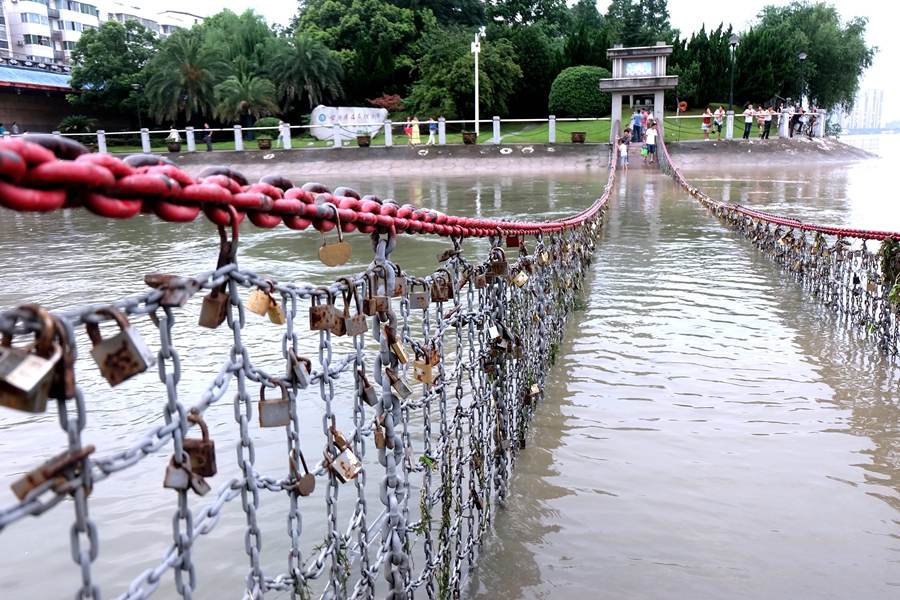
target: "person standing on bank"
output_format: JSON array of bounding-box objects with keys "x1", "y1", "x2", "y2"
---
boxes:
[
  {"x1": 631, "y1": 109, "x2": 642, "y2": 143},
  {"x1": 276, "y1": 120, "x2": 287, "y2": 148},
  {"x1": 713, "y1": 106, "x2": 725, "y2": 140},
  {"x1": 167, "y1": 124, "x2": 181, "y2": 142},
  {"x1": 640, "y1": 109, "x2": 648, "y2": 138},
  {"x1": 702, "y1": 107, "x2": 712, "y2": 141},
  {"x1": 203, "y1": 123, "x2": 213, "y2": 151},
  {"x1": 763, "y1": 107, "x2": 773, "y2": 139},
  {"x1": 405, "y1": 116, "x2": 413, "y2": 146},
  {"x1": 411, "y1": 116, "x2": 421, "y2": 146},
  {"x1": 426, "y1": 117, "x2": 437, "y2": 146},
  {"x1": 11, "y1": 122, "x2": 18, "y2": 135},
  {"x1": 618, "y1": 136, "x2": 629, "y2": 172},
  {"x1": 644, "y1": 123, "x2": 658, "y2": 164},
  {"x1": 742, "y1": 105, "x2": 754, "y2": 139}
]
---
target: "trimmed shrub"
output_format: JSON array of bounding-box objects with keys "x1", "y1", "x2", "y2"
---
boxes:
[
  {"x1": 253, "y1": 117, "x2": 281, "y2": 140},
  {"x1": 548, "y1": 66, "x2": 612, "y2": 118}
]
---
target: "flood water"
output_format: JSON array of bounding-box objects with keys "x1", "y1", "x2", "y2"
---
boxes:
[{"x1": 1, "y1": 135, "x2": 900, "y2": 599}]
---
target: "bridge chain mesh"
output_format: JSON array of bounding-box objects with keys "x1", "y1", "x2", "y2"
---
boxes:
[
  {"x1": 657, "y1": 138, "x2": 900, "y2": 357},
  {"x1": 0, "y1": 207, "x2": 606, "y2": 600}
]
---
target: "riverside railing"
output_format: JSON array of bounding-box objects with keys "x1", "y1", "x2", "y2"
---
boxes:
[
  {"x1": 3, "y1": 117, "x2": 613, "y2": 153},
  {"x1": 656, "y1": 135, "x2": 900, "y2": 357},
  {"x1": 0, "y1": 134, "x2": 616, "y2": 600}
]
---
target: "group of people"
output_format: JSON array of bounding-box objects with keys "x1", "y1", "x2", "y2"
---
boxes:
[
  {"x1": 697, "y1": 104, "x2": 818, "y2": 141},
  {"x1": 0, "y1": 122, "x2": 22, "y2": 135},
  {"x1": 616, "y1": 108, "x2": 662, "y2": 171},
  {"x1": 404, "y1": 116, "x2": 438, "y2": 146}
]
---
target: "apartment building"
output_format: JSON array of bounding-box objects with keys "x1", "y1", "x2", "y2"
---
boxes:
[
  {"x1": 0, "y1": 0, "x2": 202, "y2": 64},
  {"x1": 841, "y1": 89, "x2": 884, "y2": 131}
]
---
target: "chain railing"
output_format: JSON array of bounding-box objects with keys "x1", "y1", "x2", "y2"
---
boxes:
[
  {"x1": 0, "y1": 135, "x2": 615, "y2": 600},
  {"x1": 657, "y1": 136, "x2": 900, "y2": 357}
]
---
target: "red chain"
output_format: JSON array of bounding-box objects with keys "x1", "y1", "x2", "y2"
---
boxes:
[
  {"x1": 657, "y1": 138, "x2": 900, "y2": 242},
  {"x1": 0, "y1": 136, "x2": 615, "y2": 237}
]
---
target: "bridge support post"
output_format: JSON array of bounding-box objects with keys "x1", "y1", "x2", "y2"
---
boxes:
[
  {"x1": 816, "y1": 111, "x2": 826, "y2": 137},
  {"x1": 140, "y1": 128, "x2": 151, "y2": 153},
  {"x1": 779, "y1": 109, "x2": 790, "y2": 138},
  {"x1": 438, "y1": 117, "x2": 445, "y2": 145},
  {"x1": 97, "y1": 130, "x2": 107, "y2": 154},
  {"x1": 282, "y1": 123, "x2": 292, "y2": 149},
  {"x1": 725, "y1": 112, "x2": 734, "y2": 140},
  {"x1": 234, "y1": 125, "x2": 243, "y2": 151},
  {"x1": 185, "y1": 127, "x2": 195, "y2": 152},
  {"x1": 549, "y1": 115, "x2": 556, "y2": 143},
  {"x1": 493, "y1": 116, "x2": 500, "y2": 144},
  {"x1": 384, "y1": 120, "x2": 392, "y2": 147}
]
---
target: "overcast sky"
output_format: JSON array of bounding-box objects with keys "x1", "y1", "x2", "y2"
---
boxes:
[{"x1": 158, "y1": 0, "x2": 895, "y2": 121}]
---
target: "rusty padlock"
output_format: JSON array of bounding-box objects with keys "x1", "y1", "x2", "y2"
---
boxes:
[
  {"x1": 309, "y1": 288, "x2": 338, "y2": 332},
  {"x1": 183, "y1": 413, "x2": 217, "y2": 478},
  {"x1": 86, "y1": 307, "x2": 156, "y2": 387},
  {"x1": 513, "y1": 335, "x2": 524, "y2": 360},
  {"x1": 0, "y1": 304, "x2": 62, "y2": 414},
  {"x1": 317, "y1": 202, "x2": 352, "y2": 267},
  {"x1": 11, "y1": 444, "x2": 94, "y2": 500},
  {"x1": 408, "y1": 279, "x2": 431, "y2": 311},
  {"x1": 290, "y1": 448, "x2": 316, "y2": 497},
  {"x1": 373, "y1": 416, "x2": 385, "y2": 449},
  {"x1": 48, "y1": 316, "x2": 76, "y2": 402},
  {"x1": 385, "y1": 367, "x2": 412, "y2": 399},
  {"x1": 362, "y1": 269, "x2": 390, "y2": 316},
  {"x1": 474, "y1": 267, "x2": 487, "y2": 290},
  {"x1": 490, "y1": 247, "x2": 509, "y2": 279},
  {"x1": 144, "y1": 274, "x2": 202, "y2": 307},
  {"x1": 384, "y1": 321, "x2": 408, "y2": 364},
  {"x1": 339, "y1": 278, "x2": 368, "y2": 337},
  {"x1": 411, "y1": 348, "x2": 433, "y2": 385},
  {"x1": 358, "y1": 369, "x2": 378, "y2": 407},
  {"x1": 198, "y1": 287, "x2": 230, "y2": 329},
  {"x1": 530, "y1": 383, "x2": 541, "y2": 398},
  {"x1": 287, "y1": 349, "x2": 311, "y2": 389},
  {"x1": 259, "y1": 379, "x2": 292, "y2": 428},
  {"x1": 436, "y1": 248, "x2": 458, "y2": 262},
  {"x1": 391, "y1": 263, "x2": 407, "y2": 298},
  {"x1": 483, "y1": 357, "x2": 495, "y2": 374},
  {"x1": 430, "y1": 268, "x2": 452, "y2": 303},
  {"x1": 324, "y1": 426, "x2": 362, "y2": 483}
]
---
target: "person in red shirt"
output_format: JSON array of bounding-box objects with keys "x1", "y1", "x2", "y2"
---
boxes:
[{"x1": 702, "y1": 108, "x2": 712, "y2": 141}]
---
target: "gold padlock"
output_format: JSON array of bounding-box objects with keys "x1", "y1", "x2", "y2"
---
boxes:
[
  {"x1": 411, "y1": 349, "x2": 433, "y2": 385},
  {"x1": 246, "y1": 287, "x2": 272, "y2": 316},
  {"x1": 385, "y1": 323, "x2": 408, "y2": 364},
  {"x1": 511, "y1": 271, "x2": 529, "y2": 287},
  {"x1": 385, "y1": 367, "x2": 412, "y2": 399},
  {"x1": 317, "y1": 203, "x2": 352, "y2": 267}
]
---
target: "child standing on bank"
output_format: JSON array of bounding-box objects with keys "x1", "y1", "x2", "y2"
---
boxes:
[{"x1": 618, "y1": 138, "x2": 628, "y2": 171}]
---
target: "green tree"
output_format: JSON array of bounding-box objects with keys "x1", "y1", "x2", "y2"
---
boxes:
[
  {"x1": 404, "y1": 28, "x2": 522, "y2": 119},
  {"x1": 346, "y1": 35, "x2": 395, "y2": 103},
  {"x1": 500, "y1": 24, "x2": 560, "y2": 116},
  {"x1": 548, "y1": 65, "x2": 612, "y2": 117},
  {"x1": 668, "y1": 23, "x2": 735, "y2": 108},
  {"x1": 754, "y1": 1, "x2": 875, "y2": 111},
  {"x1": 66, "y1": 20, "x2": 157, "y2": 115},
  {"x1": 733, "y1": 26, "x2": 794, "y2": 106},
  {"x1": 201, "y1": 9, "x2": 277, "y2": 75},
  {"x1": 486, "y1": 0, "x2": 572, "y2": 35},
  {"x1": 605, "y1": 0, "x2": 674, "y2": 47},
  {"x1": 143, "y1": 29, "x2": 229, "y2": 124},
  {"x1": 269, "y1": 33, "x2": 344, "y2": 113},
  {"x1": 214, "y1": 71, "x2": 280, "y2": 127},
  {"x1": 393, "y1": 0, "x2": 485, "y2": 26}
]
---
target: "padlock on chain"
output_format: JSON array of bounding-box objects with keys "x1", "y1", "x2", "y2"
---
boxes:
[
  {"x1": 408, "y1": 279, "x2": 431, "y2": 311},
  {"x1": 385, "y1": 367, "x2": 412, "y2": 399},
  {"x1": 363, "y1": 269, "x2": 390, "y2": 317},
  {"x1": 259, "y1": 379, "x2": 292, "y2": 428},
  {"x1": 309, "y1": 287, "x2": 338, "y2": 332},
  {"x1": 11, "y1": 444, "x2": 94, "y2": 500},
  {"x1": 339, "y1": 278, "x2": 368, "y2": 337},
  {"x1": 86, "y1": 307, "x2": 156, "y2": 387},
  {"x1": 245, "y1": 285, "x2": 273, "y2": 317},
  {"x1": 411, "y1": 348, "x2": 433, "y2": 385},
  {"x1": 144, "y1": 274, "x2": 202, "y2": 308},
  {"x1": 538, "y1": 249, "x2": 551, "y2": 265},
  {"x1": 391, "y1": 263, "x2": 407, "y2": 298},
  {"x1": 430, "y1": 268, "x2": 453, "y2": 303},
  {"x1": 324, "y1": 423, "x2": 362, "y2": 483},
  {"x1": 290, "y1": 448, "x2": 316, "y2": 497},
  {"x1": 474, "y1": 266, "x2": 487, "y2": 290},
  {"x1": 287, "y1": 348, "x2": 312, "y2": 389},
  {"x1": 358, "y1": 368, "x2": 378, "y2": 407},
  {"x1": 0, "y1": 304, "x2": 63, "y2": 413},
  {"x1": 199, "y1": 216, "x2": 238, "y2": 329},
  {"x1": 48, "y1": 315, "x2": 76, "y2": 402},
  {"x1": 490, "y1": 247, "x2": 509, "y2": 279},
  {"x1": 163, "y1": 454, "x2": 210, "y2": 496},
  {"x1": 373, "y1": 416, "x2": 386, "y2": 449},
  {"x1": 384, "y1": 322, "x2": 409, "y2": 364},
  {"x1": 183, "y1": 413, "x2": 217, "y2": 478},
  {"x1": 317, "y1": 202, "x2": 352, "y2": 267}
]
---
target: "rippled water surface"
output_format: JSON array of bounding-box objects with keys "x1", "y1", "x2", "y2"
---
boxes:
[{"x1": 2, "y1": 136, "x2": 900, "y2": 599}]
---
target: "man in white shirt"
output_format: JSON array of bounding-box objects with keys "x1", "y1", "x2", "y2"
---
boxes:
[
  {"x1": 644, "y1": 123, "x2": 658, "y2": 164},
  {"x1": 742, "y1": 105, "x2": 754, "y2": 139}
]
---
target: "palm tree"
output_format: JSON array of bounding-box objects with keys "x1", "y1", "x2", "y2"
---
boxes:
[
  {"x1": 270, "y1": 34, "x2": 344, "y2": 113},
  {"x1": 144, "y1": 30, "x2": 229, "y2": 124},
  {"x1": 214, "y1": 71, "x2": 280, "y2": 126}
]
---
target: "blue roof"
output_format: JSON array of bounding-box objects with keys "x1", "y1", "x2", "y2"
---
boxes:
[{"x1": 0, "y1": 65, "x2": 71, "y2": 89}]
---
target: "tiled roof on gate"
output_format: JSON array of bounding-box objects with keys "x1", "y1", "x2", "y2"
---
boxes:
[{"x1": 0, "y1": 65, "x2": 72, "y2": 90}]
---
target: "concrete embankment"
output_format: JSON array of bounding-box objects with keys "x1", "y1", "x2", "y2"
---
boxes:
[
  {"x1": 666, "y1": 137, "x2": 875, "y2": 167},
  {"x1": 168, "y1": 143, "x2": 611, "y2": 180}
]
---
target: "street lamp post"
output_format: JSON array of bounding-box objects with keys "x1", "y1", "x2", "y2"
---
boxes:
[
  {"x1": 471, "y1": 26, "x2": 486, "y2": 136},
  {"x1": 131, "y1": 83, "x2": 142, "y2": 130},
  {"x1": 728, "y1": 34, "x2": 739, "y2": 113},
  {"x1": 798, "y1": 52, "x2": 807, "y2": 110}
]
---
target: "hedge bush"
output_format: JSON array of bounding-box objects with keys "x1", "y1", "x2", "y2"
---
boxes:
[
  {"x1": 548, "y1": 66, "x2": 612, "y2": 118},
  {"x1": 253, "y1": 117, "x2": 281, "y2": 139}
]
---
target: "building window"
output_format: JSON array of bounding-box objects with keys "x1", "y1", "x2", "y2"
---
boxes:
[
  {"x1": 0, "y1": 41, "x2": 8, "y2": 50},
  {"x1": 23, "y1": 34, "x2": 51, "y2": 46},
  {"x1": 80, "y1": 4, "x2": 98, "y2": 16},
  {"x1": 21, "y1": 13, "x2": 51, "y2": 26},
  {"x1": 64, "y1": 21, "x2": 83, "y2": 31},
  {"x1": 63, "y1": 41, "x2": 75, "y2": 50}
]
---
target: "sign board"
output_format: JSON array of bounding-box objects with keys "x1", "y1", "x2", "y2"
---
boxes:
[{"x1": 309, "y1": 106, "x2": 388, "y2": 141}]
